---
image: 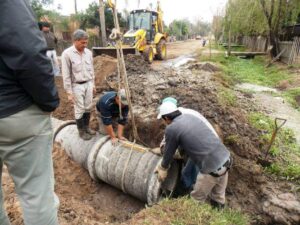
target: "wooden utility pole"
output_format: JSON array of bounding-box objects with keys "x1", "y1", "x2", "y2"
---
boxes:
[
  {"x1": 99, "y1": 0, "x2": 107, "y2": 47},
  {"x1": 74, "y1": 0, "x2": 78, "y2": 14}
]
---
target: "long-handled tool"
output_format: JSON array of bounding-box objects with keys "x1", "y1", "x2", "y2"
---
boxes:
[
  {"x1": 264, "y1": 117, "x2": 287, "y2": 160},
  {"x1": 258, "y1": 117, "x2": 287, "y2": 167}
]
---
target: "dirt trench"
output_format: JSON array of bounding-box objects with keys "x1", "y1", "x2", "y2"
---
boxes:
[{"x1": 3, "y1": 50, "x2": 299, "y2": 224}]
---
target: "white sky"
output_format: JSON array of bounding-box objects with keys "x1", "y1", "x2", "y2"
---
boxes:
[{"x1": 51, "y1": 0, "x2": 227, "y2": 24}]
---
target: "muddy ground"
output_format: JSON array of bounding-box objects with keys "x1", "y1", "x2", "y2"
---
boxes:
[{"x1": 3, "y1": 40, "x2": 300, "y2": 225}]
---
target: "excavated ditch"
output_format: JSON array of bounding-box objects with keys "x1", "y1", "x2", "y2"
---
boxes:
[{"x1": 4, "y1": 54, "x2": 299, "y2": 225}]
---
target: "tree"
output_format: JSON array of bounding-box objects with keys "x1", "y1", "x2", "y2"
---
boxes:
[
  {"x1": 30, "y1": 0, "x2": 54, "y2": 20},
  {"x1": 223, "y1": 0, "x2": 300, "y2": 57},
  {"x1": 76, "y1": 2, "x2": 126, "y2": 31}
]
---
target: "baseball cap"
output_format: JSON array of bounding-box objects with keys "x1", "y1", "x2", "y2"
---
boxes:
[
  {"x1": 118, "y1": 89, "x2": 128, "y2": 105},
  {"x1": 162, "y1": 97, "x2": 178, "y2": 106}
]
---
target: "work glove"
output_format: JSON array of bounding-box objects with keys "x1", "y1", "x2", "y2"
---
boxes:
[
  {"x1": 150, "y1": 147, "x2": 162, "y2": 156},
  {"x1": 155, "y1": 164, "x2": 168, "y2": 182}
]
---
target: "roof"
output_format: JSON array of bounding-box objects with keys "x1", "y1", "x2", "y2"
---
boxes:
[{"x1": 130, "y1": 9, "x2": 158, "y2": 16}]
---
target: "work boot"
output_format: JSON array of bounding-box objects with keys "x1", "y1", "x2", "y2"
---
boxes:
[
  {"x1": 76, "y1": 117, "x2": 92, "y2": 140},
  {"x1": 210, "y1": 199, "x2": 225, "y2": 210},
  {"x1": 83, "y1": 112, "x2": 96, "y2": 135}
]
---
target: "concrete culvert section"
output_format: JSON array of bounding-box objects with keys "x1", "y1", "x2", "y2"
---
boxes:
[{"x1": 53, "y1": 119, "x2": 179, "y2": 205}]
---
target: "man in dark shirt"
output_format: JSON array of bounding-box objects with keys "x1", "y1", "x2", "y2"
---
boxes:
[
  {"x1": 41, "y1": 22, "x2": 60, "y2": 76},
  {"x1": 0, "y1": 1, "x2": 59, "y2": 224},
  {"x1": 96, "y1": 89, "x2": 129, "y2": 145},
  {"x1": 156, "y1": 102, "x2": 231, "y2": 208}
]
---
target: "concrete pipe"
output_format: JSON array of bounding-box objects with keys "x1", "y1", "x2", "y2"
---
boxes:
[{"x1": 53, "y1": 119, "x2": 179, "y2": 205}]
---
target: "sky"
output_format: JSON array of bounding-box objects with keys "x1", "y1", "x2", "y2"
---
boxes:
[{"x1": 51, "y1": 0, "x2": 228, "y2": 25}]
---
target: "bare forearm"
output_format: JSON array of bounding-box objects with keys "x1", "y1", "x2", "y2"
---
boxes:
[
  {"x1": 105, "y1": 125, "x2": 116, "y2": 139},
  {"x1": 117, "y1": 124, "x2": 125, "y2": 138}
]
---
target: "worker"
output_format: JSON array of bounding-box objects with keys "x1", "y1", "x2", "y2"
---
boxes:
[
  {"x1": 156, "y1": 97, "x2": 220, "y2": 194},
  {"x1": 0, "y1": 0, "x2": 60, "y2": 224},
  {"x1": 41, "y1": 22, "x2": 60, "y2": 76},
  {"x1": 96, "y1": 89, "x2": 129, "y2": 145},
  {"x1": 62, "y1": 29, "x2": 96, "y2": 140},
  {"x1": 155, "y1": 101, "x2": 232, "y2": 209}
]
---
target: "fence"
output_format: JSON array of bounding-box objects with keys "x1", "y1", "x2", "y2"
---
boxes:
[
  {"x1": 242, "y1": 36, "x2": 268, "y2": 52},
  {"x1": 278, "y1": 37, "x2": 300, "y2": 64}
]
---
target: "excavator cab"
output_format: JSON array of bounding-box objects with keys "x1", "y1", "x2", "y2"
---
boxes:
[{"x1": 93, "y1": 1, "x2": 167, "y2": 64}]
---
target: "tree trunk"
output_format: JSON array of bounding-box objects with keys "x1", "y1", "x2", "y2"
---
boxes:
[{"x1": 260, "y1": 0, "x2": 278, "y2": 57}]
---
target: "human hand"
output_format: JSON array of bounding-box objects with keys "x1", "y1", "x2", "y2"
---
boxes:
[
  {"x1": 67, "y1": 93, "x2": 74, "y2": 104},
  {"x1": 118, "y1": 136, "x2": 127, "y2": 141},
  {"x1": 155, "y1": 165, "x2": 168, "y2": 182},
  {"x1": 111, "y1": 137, "x2": 119, "y2": 146}
]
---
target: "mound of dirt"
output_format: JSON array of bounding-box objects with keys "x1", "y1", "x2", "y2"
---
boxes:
[
  {"x1": 52, "y1": 77, "x2": 74, "y2": 120},
  {"x1": 188, "y1": 62, "x2": 221, "y2": 72},
  {"x1": 94, "y1": 55, "x2": 117, "y2": 93}
]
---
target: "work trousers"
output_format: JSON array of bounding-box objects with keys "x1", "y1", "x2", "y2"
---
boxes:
[
  {"x1": 0, "y1": 105, "x2": 59, "y2": 225},
  {"x1": 46, "y1": 50, "x2": 60, "y2": 76},
  {"x1": 191, "y1": 172, "x2": 228, "y2": 204},
  {"x1": 72, "y1": 81, "x2": 93, "y2": 119}
]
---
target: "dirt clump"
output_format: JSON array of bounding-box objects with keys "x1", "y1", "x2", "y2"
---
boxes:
[
  {"x1": 276, "y1": 80, "x2": 291, "y2": 90},
  {"x1": 188, "y1": 62, "x2": 221, "y2": 72}
]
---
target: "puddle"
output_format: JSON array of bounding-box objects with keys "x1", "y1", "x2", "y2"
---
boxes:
[
  {"x1": 236, "y1": 83, "x2": 279, "y2": 93},
  {"x1": 164, "y1": 55, "x2": 196, "y2": 68}
]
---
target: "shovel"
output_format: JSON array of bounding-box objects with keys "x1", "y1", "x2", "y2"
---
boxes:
[{"x1": 257, "y1": 117, "x2": 287, "y2": 167}]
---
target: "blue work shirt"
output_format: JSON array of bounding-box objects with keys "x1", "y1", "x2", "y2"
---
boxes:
[{"x1": 96, "y1": 91, "x2": 129, "y2": 126}]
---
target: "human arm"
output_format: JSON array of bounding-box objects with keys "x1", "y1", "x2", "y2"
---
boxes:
[{"x1": 161, "y1": 127, "x2": 179, "y2": 169}]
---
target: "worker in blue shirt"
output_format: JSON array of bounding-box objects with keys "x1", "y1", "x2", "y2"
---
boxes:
[{"x1": 96, "y1": 89, "x2": 129, "y2": 145}]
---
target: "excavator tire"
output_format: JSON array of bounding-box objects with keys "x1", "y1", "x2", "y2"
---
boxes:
[
  {"x1": 156, "y1": 39, "x2": 167, "y2": 60},
  {"x1": 143, "y1": 46, "x2": 154, "y2": 64}
]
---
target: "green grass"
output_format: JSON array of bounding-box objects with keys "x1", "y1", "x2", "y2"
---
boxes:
[
  {"x1": 140, "y1": 197, "x2": 249, "y2": 225},
  {"x1": 217, "y1": 87, "x2": 238, "y2": 107},
  {"x1": 248, "y1": 112, "x2": 300, "y2": 182},
  {"x1": 200, "y1": 54, "x2": 296, "y2": 87},
  {"x1": 283, "y1": 87, "x2": 300, "y2": 110}
]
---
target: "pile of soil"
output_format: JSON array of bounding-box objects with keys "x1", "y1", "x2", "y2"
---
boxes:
[
  {"x1": 2, "y1": 144, "x2": 143, "y2": 225},
  {"x1": 52, "y1": 77, "x2": 74, "y2": 120}
]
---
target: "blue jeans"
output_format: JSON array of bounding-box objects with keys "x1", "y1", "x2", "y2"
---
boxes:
[{"x1": 181, "y1": 158, "x2": 199, "y2": 189}]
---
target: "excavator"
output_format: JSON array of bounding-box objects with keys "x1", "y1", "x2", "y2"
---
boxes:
[{"x1": 92, "y1": 1, "x2": 167, "y2": 63}]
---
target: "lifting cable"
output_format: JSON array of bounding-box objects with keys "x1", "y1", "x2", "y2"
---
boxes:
[{"x1": 108, "y1": 0, "x2": 141, "y2": 143}]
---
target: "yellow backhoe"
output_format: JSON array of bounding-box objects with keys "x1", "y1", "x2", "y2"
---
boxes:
[{"x1": 92, "y1": 1, "x2": 167, "y2": 63}]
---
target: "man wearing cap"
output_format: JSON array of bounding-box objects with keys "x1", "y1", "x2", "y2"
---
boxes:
[
  {"x1": 96, "y1": 89, "x2": 129, "y2": 145},
  {"x1": 154, "y1": 97, "x2": 220, "y2": 194},
  {"x1": 156, "y1": 101, "x2": 232, "y2": 208},
  {"x1": 62, "y1": 29, "x2": 96, "y2": 140}
]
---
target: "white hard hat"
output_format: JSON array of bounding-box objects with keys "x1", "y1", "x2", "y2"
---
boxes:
[{"x1": 157, "y1": 101, "x2": 178, "y2": 119}]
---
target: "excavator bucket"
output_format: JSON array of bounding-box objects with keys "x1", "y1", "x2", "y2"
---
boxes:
[{"x1": 92, "y1": 47, "x2": 136, "y2": 58}]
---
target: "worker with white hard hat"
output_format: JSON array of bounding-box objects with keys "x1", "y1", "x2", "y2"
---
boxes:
[{"x1": 156, "y1": 100, "x2": 232, "y2": 209}]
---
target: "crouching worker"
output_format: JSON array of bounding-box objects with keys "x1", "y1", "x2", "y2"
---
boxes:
[
  {"x1": 96, "y1": 89, "x2": 129, "y2": 145},
  {"x1": 155, "y1": 101, "x2": 232, "y2": 209}
]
